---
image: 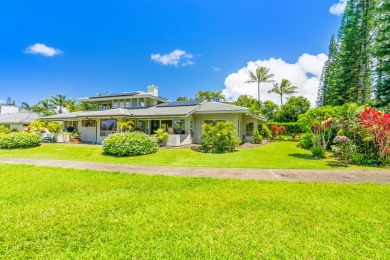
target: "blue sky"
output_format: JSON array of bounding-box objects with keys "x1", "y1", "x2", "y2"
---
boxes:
[{"x1": 0, "y1": 0, "x2": 345, "y2": 106}]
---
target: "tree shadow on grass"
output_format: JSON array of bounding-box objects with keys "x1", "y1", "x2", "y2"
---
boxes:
[{"x1": 288, "y1": 153, "x2": 318, "y2": 160}]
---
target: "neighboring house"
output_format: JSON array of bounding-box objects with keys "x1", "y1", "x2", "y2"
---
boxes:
[
  {"x1": 43, "y1": 85, "x2": 266, "y2": 146},
  {"x1": 0, "y1": 104, "x2": 40, "y2": 131}
]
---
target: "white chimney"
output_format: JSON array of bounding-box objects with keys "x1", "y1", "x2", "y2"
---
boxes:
[{"x1": 147, "y1": 85, "x2": 158, "y2": 96}]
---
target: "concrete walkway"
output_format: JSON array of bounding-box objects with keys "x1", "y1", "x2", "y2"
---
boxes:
[{"x1": 1, "y1": 158, "x2": 389, "y2": 183}]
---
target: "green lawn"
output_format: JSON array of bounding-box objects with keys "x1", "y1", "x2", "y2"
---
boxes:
[
  {"x1": 0, "y1": 142, "x2": 382, "y2": 169},
  {"x1": 0, "y1": 164, "x2": 388, "y2": 258}
]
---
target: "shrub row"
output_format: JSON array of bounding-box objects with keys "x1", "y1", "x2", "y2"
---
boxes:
[
  {"x1": 200, "y1": 122, "x2": 240, "y2": 153},
  {"x1": 0, "y1": 132, "x2": 41, "y2": 149},
  {"x1": 102, "y1": 132, "x2": 158, "y2": 156}
]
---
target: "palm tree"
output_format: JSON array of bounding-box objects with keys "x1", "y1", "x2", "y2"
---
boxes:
[
  {"x1": 196, "y1": 91, "x2": 213, "y2": 101},
  {"x1": 118, "y1": 121, "x2": 135, "y2": 132},
  {"x1": 50, "y1": 94, "x2": 68, "y2": 114},
  {"x1": 65, "y1": 99, "x2": 79, "y2": 112},
  {"x1": 245, "y1": 66, "x2": 274, "y2": 102},
  {"x1": 211, "y1": 91, "x2": 225, "y2": 102},
  {"x1": 20, "y1": 102, "x2": 31, "y2": 110},
  {"x1": 268, "y1": 79, "x2": 298, "y2": 106}
]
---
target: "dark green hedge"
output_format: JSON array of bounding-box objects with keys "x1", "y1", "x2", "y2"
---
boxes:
[{"x1": 265, "y1": 122, "x2": 304, "y2": 135}]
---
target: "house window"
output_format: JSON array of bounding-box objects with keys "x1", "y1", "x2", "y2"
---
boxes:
[
  {"x1": 204, "y1": 120, "x2": 225, "y2": 126},
  {"x1": 112, "y1": 101, "x2": 118, "y2": 108},
  {"x1": 100, "y1": 119, "x2": 117, "y2": 136},
  {"x1": 64, "y1": 121, "x2": 78, "y2": 130},
  {"x1": 173, "y1": 120, "x2": 185, "y2": 134},
  {"x1": 82, "y1": 120, "x2": 96, "y2": 127},
  {"x1": 125, "y1": 100, "x2": 131, "y2": 108},
  {"x1": 161, "y1": 120, "x2": 173, "y2": 133},
  {"x1": 119, "y1": 101, "x2": 125, "y2": 108},
  {"x1": 132, "y1": 99, "x2": 138, "y2": 107},
  {"x1": 139, "y1": 98, "x2": 145, "y2": 107}
]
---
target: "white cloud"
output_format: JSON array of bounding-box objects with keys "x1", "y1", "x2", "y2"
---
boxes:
[
  {"x1": 25, "y1": 43, "x2": 63, "y2": 57},
  {"x1": 222, "y1": 53, "x2": 328, "y2": 106},
  {"x1": 329, "y1": 0, "x2": 347, "y2": 15},
  {"x1": 212, "y1": 66, "x2": 221, "y2": 72},
  {"x1": 151, "y1": 49, "x2": 193, "y2": 66}
]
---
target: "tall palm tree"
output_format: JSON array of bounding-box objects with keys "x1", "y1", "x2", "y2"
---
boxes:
[
  {"x1": 245, "y1": 66, "x2": 274, "y2": 102},
  {"x1": 268, "y1": 78, "x2": 298, "y2": 106},
  {"x1": 50, "y1": 94, "x2": 68, "y2": 114}
]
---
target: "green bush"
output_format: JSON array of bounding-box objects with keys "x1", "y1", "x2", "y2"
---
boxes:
[
  {"x1": 298, "y1": 133, "x2": 314, "y2": 149},
  {"x1": 252, "y1": 129, "x2": 263, "y2": 144},
  {"x1": 102, "y1": 132, "x2": 158, "y2": 156},
  {"x1": 0, "y1": 125, "x2": 10, "y2": 134},
  {"x1": 311, "y1": 146, "x2": 325, "y2": 158},
  {"x1": 200, "y1": 122, "x2": 240, "y2": 153},
  {"x1": 257, "y1": 124, "x2": 272, "y2": 139},
  {"x1": 0, "y1": 132, "x2": 41, "y2": 149},
  {"x1": 266, "y1": 122, "x2": 304, "y2": 136}
]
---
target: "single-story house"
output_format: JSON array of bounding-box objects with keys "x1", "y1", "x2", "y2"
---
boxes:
[
  {"x1": 43, "y1": 86, "x2": 267, "y2": 146},
  {"x1": 0, "y1": 104, "x2": 40, "y2": 131}
]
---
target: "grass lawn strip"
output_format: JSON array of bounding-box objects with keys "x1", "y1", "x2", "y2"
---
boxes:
[
  {"x1": 0, "y1": 142, "x2": 383, "y2": 170},
  {"x1": 0, "y1": 164, "x2": 389, "y2": 258}
]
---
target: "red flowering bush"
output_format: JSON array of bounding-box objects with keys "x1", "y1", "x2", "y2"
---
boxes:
[
  {"x1": 271, "y1": 125, "x2": 286, "y2": 139},
  {"x1": 358, "y1": 108, "x2": 390, "y2": 161}
]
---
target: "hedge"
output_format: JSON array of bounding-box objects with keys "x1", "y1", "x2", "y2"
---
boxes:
[
  {"x1": 102, "y1": 132, "x2": 158, "y2": 156},
  {"x1": 0, "y1": 132, "x2": 41, "y2": 149}
]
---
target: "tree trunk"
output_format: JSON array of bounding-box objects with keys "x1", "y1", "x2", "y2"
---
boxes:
[
  {"x1": 257, "y1": 82, "x2": 260, "y2": 101},
  {"x1": 280, "y1": 93, "x2": 283, "y2": 106}
]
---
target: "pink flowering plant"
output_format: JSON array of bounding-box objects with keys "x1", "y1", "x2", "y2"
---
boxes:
[{"x1": 333, "y1": 135, "x2": 356, "y2": 164}]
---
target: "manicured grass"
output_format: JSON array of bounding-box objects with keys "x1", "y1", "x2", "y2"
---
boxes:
[
  {"x1": 0, "y1": 164, "x2": 388, "y2": 258},
  {"x1": 0, "y1": 142, "x2": 381, "y2": 169}
]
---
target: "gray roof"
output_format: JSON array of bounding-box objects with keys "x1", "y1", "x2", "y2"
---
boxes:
[
  {"x1": 195, "y1": 102, "x2": 249, "y2": 113},
  {"x1": 0, "y1": 112, "x2": 40, "y2": 124},
  {"x1": 42, "y1": 101, "x2": 267, "y2": 122}
]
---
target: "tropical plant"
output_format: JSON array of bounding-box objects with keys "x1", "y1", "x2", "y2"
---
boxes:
[
  {"x1": 258, "y1": 124, "x2": 272, "y2": 140},
  {"x1": 0, "y1": 125, "x2": 10, "y2": 134},
  {"x1": 200, "y1": 122, "x2": 240, "y2": 153},
  {"x1": 245, "y1": 66, "x2": 274, "y2": 102},
  {"x1": 252, "y1": 129, "x2": 263, "y2": 144},
  {"x1": 118, "y1": 121, "x2": 135, "y2": 132},
  {"x1": 154, "y1": 128, "x2": 169, "y2": 146},
  {"x1": 268, "y1": 79, "x2": 298, "y2": 106},
  {"x1": 357, "y1": 107, "x2": 390, "y2": 162},
  {"x1": 65, "y1": 99, "x2": 79, "y2": 112}
]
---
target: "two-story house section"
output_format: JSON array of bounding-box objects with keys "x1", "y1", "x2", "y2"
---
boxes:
[{"x1": 43, "y1": 85, "x2": 267, "y2": 146}]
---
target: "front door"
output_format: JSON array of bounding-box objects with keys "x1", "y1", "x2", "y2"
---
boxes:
[
  {"x1": 245, "y1": 122, "x2": 254, "y2": 137},
  {"x1": 151, "y1": 120, "x2": 160, "y2": 134}
]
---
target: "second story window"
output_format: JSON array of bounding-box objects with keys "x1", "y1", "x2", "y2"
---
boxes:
[
  {"x1": 139, "y1": 98, "x2": 145, "y2": 107},
  {"x1": 125, "y1": 100, "x2": 131, "y2": 107},
  {"x1": 119, "y1": 101, "x2": 124, "y2": 108},
  {"x1": 113, "y1": 101, "x2": 118, "y2": 108},
  {"x1": 132, "y1": 99, "x2": 138, "y2": 107}
]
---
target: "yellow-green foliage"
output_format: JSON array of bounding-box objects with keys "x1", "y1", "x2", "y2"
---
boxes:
[
  {"x1": 0, "y1": 132, "x2": 41, "y2": 149},
  {"x1": 27, "y1": 120, "x2": 62, "y2": 133}
]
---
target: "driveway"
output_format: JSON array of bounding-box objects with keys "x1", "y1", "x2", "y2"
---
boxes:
[{"x1": 0, "y1": 158, "x2": 389, "y2": 184}]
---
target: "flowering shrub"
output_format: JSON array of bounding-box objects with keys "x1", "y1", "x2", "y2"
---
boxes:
[
  {"x1": 358, "y1": 108, "x2": 390, "y2": 162},
  {"x1": 333, "y1": 135, "x2": 356, "y2": 164},
  {"x1": 271, "y1": 125, "x2": 286, "y2": 139},
  {"x1": 200, "y1": 122, "x2": 240, "y2": 153},
  {"x1": 102, "y1": 132, "x2": 158, "y2": 156},
  {"x1": 0, "y1": 132, "x2": 41, "y2": 149}
]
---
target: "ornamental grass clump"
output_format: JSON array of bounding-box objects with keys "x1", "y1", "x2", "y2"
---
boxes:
[
  {"x1": 102, "y1": 132, "x2": 158, "y2": 156},
  {"x1": 0, "y1": 132, "x2": 41, "y2": 149}
]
